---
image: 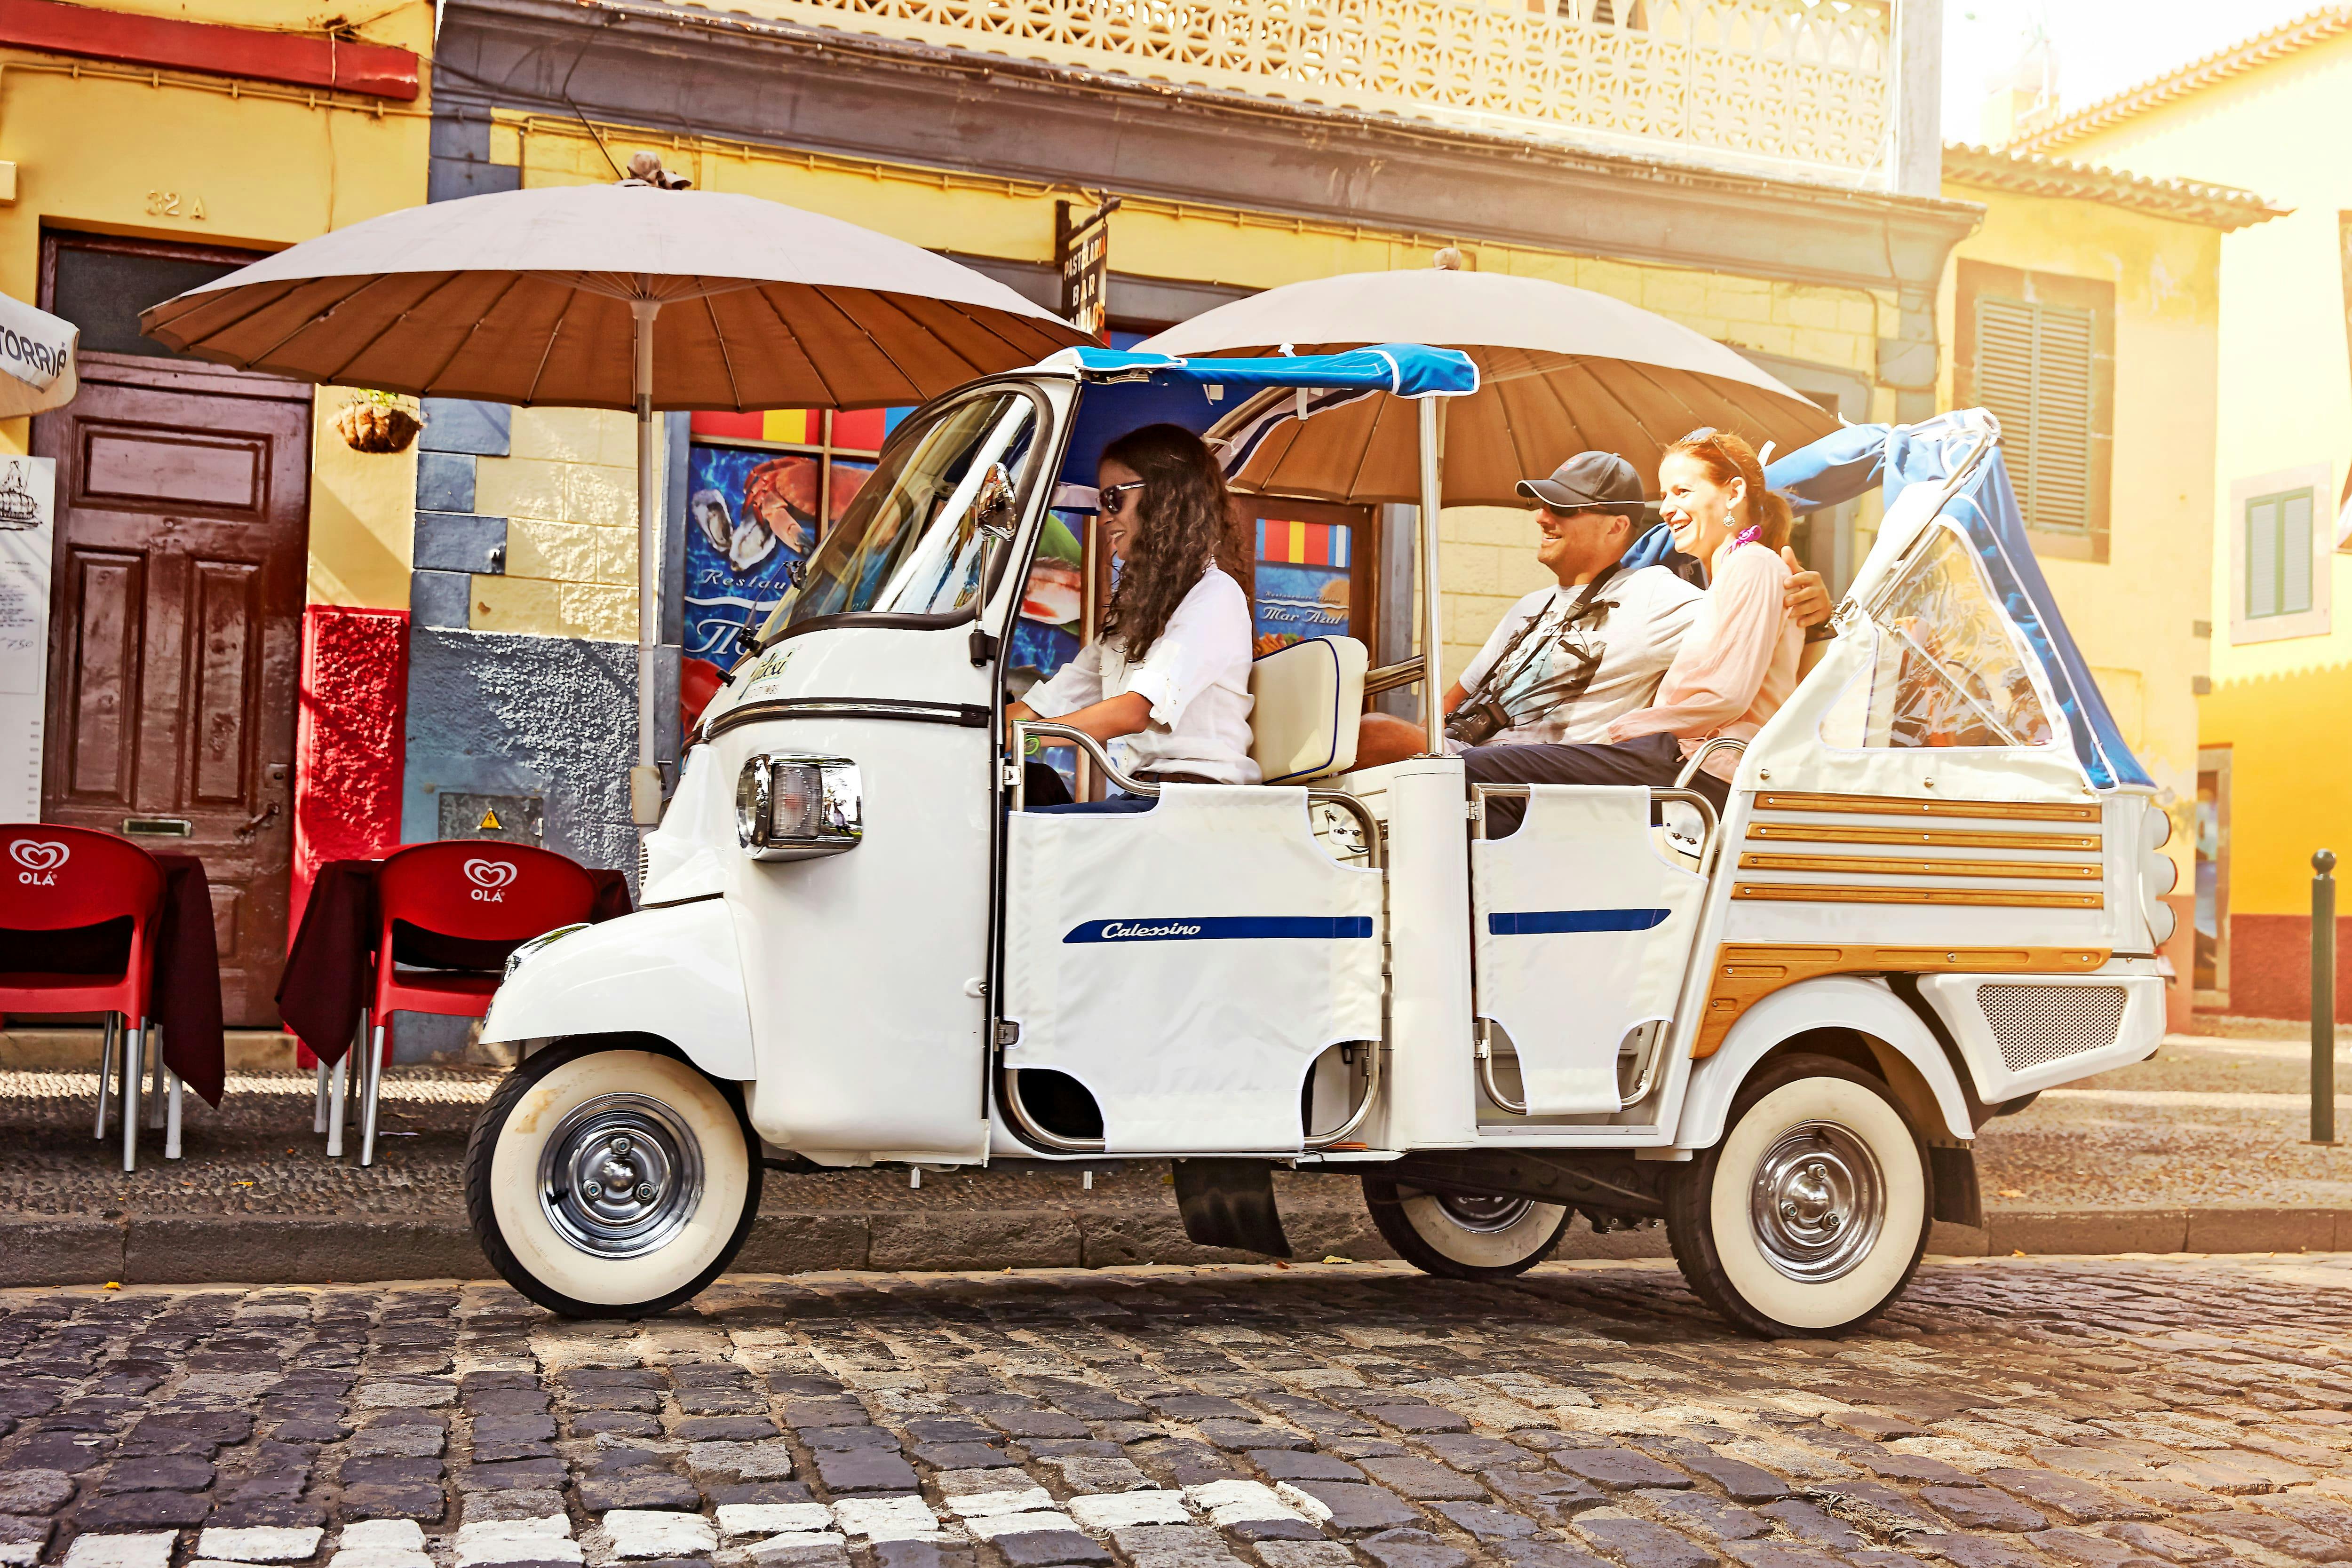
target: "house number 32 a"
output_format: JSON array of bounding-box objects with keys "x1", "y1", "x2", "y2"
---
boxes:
[{"x1": 146, "y1": 190, "x2": 207, "y2": 219}]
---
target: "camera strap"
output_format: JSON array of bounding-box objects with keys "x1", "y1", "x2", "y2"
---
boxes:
[{"x1": 1462, "y1": 562, "x2": 1624, "y2": 725}]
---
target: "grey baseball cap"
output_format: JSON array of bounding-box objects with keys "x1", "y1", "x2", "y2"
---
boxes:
[{"x1": 1516, "y1": 451, "x2": 1649, "y2": 512}]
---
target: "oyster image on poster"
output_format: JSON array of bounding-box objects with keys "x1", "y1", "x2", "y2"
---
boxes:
[
  {"x1": 0, "y1": 456, "x2": 57, "y2": 820},
  {"x1": 681, "y1": 445, "x2": 874, "y2": 669}
]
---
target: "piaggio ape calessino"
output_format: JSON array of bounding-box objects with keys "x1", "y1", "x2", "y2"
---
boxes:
[{"x1": 463, "y1": 346, "x2": 2176, "y2": 1337}]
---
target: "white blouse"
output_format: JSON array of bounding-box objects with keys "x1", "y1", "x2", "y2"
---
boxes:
[{"x1": 1023, "y1": 567, "x2": 1261, "y2": 785}]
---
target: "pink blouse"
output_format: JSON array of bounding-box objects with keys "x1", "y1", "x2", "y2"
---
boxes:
[{"x1": 1606, "y1": 541, "x2": 1800, "y2": 782}]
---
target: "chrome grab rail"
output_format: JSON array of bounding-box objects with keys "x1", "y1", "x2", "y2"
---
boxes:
[
  {"x1": 1674, "y1": 736, "x2": 1746, "y2": 791},
  {"x1": 1362, "y1": 656, "x2": 1426, "y2": 697},
  {"x1": 1001, "y1": 719, "x2": 1390, "y2": 1153},
  {"x1": 1465, "y1": 782, "x2": 1721, "y2": 1118}
]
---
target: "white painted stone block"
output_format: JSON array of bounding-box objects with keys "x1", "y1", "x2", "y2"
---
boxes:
[
  {"x1": 603, "y1": 1512, "x2": 717, "y2": 1560},
  {"x1": 198, "y1": 1526, "x2": 326, "y2": 1562},
  {"x1": 1069, "y1": 1493, "x2": 1193, "y2": 1531},
  {"x1": 1184, "y1": 1481, "x2": 1303, "y2": 1526},
  {"x1": 716, "y1": 1505, "x2": 833, "y2": 1539},
  {"x1": 1271, "y1": 1485, "x2": 1333, "y2": 1523},
  {"x1": 960, "y1": 1514, "x2": 1080, "y2": 1542},
  {"x1": 944, "y1": 1488, "x2": 1054, "y2": 1519},
  {"x1": 64, "y1": 1537, "x2": 179, "y2": 1568},
  {"x1": 746, "y1": 1534, "x2": 846, "y2": 1560},
  {"x1": 454, "y1": 1520, "x2": 582, "y2": 1568},
  {"x1": 340, "y1": 1522, "x2": 428, "y2": 1553},
  {"x1": 326, "y1": 1549, "x2": 435, "y2": 1568},
  {"x1": 457, "y1": 1518, "x2": 573, "y2": 1544},
  {"x1": 831, "y1": 1497, "x2": 940, "y2": 1543}
]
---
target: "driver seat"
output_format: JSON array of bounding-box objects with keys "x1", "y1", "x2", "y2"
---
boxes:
[{"x1": 1249, "y1": 636, "x2": 1367, "y2": 784}]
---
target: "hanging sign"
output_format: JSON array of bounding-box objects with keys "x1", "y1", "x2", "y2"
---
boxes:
[
  {"x1": 1056, "y1": 197, "x2": 1121, "y2": 343},
  {"x1": 0, "y1": 293, "x2": 78, "y2": 420},
  {"x1": 0, "y1": 455, "x2": 57, "y2": 820}
]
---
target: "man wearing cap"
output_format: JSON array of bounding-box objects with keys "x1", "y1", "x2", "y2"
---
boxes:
[{"x1": 1353, "y1": 450, "x2": 1827, "y2": 768}]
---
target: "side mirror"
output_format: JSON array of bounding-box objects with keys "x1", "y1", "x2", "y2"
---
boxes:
[{"x1": 974, "y1": 462, "x2": 1017, "y2": 543}]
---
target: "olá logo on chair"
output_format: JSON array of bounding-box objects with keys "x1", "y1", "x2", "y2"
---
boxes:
[
  {"x1": 463, "y1": 858, "x2": 518, "y2": 901},
  {"x1": 10, "y1": 840, "x2": 69, "y2": 885}
]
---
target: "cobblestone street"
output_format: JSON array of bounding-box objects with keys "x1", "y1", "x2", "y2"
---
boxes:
[{"x1": 7, "y1": 1255, "x2": 2352, "y2": 1568}]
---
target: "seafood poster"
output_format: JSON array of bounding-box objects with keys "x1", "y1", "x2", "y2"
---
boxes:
[
  {"x1": 682, "y1": 444, "x2": 874, "y2": 670},
  {"x1": 0, "y1": 456, "x2": 56, "y2": 821},
  {"x1": 1251, "y1": 514, "x2": 1353, "y2": 655},
  {"x1": 1009, "y1": 511, "x2": 1086, "y2": 700}
]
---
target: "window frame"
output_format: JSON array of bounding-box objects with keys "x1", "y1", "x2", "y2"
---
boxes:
[
  {"x1": 1953, "y1": 260, "x2": 2115, "y2": 564},
  {"x1": 2228, "y1": 462, "x2": 2332, "y2": 645}
]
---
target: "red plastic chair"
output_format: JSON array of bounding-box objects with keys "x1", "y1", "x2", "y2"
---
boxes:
[
  {"x1": 353, "y1": 840, "x2": 597, "y2": 1164},
  {"x1": 0, "y1": 824, "x2": 169, "y2": 1172}
]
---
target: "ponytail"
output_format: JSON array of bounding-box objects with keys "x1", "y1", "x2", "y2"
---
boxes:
[{"x1": 1664, "y1": 428, "x2": 1792, "y2": 553}]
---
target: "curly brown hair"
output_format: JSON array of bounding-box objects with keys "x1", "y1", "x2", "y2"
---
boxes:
[{"x1": 1098, "y1": 423, "x2": 1235, "y2": 659}]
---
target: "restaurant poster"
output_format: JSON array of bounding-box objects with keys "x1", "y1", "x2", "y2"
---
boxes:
[
  {"x1": 682, "y1": 445, "x2": 873, "y2": 674},
  {"x1": 1251, "y1": 514, "x2": 1352, "y2": 654},
  {"x1": 0, "y1": 456, "x2": 56, "y2": 821}
]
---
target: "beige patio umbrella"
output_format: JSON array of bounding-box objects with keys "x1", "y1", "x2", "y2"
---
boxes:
[
  {"x1": 1139, "y1": 262, "x2": 1838, "y2": 508},
  {"x1": 141, "y1": 174, "x2": 1088, "y2": 825},
  {"x1": 1138, "y1": 259, "x2": 1838, "y2": 749}
]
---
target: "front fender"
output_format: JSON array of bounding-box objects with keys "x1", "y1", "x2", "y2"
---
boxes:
[
  {"x1": 1675, "y1": 975, "x2": 1974, "y2": 1148},
  {"x1": 481, "y1": 898, "x2": 755, "y2": 1081}
]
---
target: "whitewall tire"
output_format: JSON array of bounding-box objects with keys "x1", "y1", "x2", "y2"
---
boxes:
[
  {"x1": 1363, "y1": 1177, "x2": 1572, "y2": 1279},
  {"x1": 1667, "y1": 1053, "x2": 1930, "y2": 1337},
  {"x1": 466, "y1": 1037, "x2": 761, "y2": 1317}
]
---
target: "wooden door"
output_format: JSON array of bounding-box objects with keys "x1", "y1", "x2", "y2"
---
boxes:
[{"x1": 33, "y1": 353, "x2": 311, "y2": 1026}]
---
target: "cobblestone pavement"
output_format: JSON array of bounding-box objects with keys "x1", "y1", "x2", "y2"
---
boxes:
[{"x1": 8, "y1": 1254, "x2": 2352, "y2": 1568}]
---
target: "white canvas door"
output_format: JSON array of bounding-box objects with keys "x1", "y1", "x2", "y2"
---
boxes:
[
  {"x1": 1002, "y1": 785, "x2": 1383, "y2": 1152},
  {"x1": 1470, "y1": 786, "x2": 1708, "y2": 1116}
]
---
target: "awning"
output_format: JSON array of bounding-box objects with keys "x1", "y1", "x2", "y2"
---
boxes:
[
  {"x1": 1059, "y1": 343, "x2": 1480, "y2": 399},
  {"x1": 1765, "y1": 411, "x2": 2153, "y2": 792}
]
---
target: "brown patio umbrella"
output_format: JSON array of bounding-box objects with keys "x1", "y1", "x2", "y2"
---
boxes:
[
  {"x1": 1138, "y1": 262, "x2": 1839, "y2": 508},
  {"x1": 142, "y1": 175, "x2": 1087, "y2": 824}
]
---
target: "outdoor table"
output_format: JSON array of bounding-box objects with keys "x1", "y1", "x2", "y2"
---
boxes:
[
  {"x1": 277, "y1": 856, "x2": 632, "y2": 1064},
  {"x1": 0, "y1": 850, "x2": 228, "y2": 1104}
]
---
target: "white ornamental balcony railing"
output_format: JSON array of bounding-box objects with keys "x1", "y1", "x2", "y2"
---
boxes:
[{"x1": 679, "y1": 0, "x2": 1899, "y2": 186}]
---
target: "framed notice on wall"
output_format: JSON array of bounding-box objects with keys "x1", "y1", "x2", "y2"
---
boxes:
[{"x1": 0, "y1": 455, "x2": 57, "y2": 820}]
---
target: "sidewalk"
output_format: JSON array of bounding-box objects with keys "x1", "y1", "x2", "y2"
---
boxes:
[{"x1": 4, "y1": 1029, "x2": 2350, "y2": 1285}]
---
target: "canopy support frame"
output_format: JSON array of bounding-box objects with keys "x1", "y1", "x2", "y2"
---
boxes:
[
  {"x1": 1417, "y1": 395, "x2": 1446, "y2": 756},
  {"x1": 630, "y1": 295, "x2": 663, "y2": 831}
]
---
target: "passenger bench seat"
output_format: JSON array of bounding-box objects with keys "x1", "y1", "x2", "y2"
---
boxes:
[{"x1": 1250, "y1": 636, "x2": 1368, "y2": 784}]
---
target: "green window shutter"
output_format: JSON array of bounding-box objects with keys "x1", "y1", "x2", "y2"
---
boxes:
[
  {"x1": 1974, "y1": 295, "x2": 2095, "y2": 534},
  {"x1": 2244, "y1": 488, "x2": 2314, "y2": 619},
  {"x1": 2284, "y1": 490, "x2": 2314, "y2": 615},
  {"x1": 2247, "y1": 497, "x2": 2277, "y2": 618}
]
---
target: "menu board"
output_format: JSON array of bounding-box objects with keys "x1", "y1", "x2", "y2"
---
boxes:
[{"x1": 0, "y1": 456, "x2": 56, "y2": 820}]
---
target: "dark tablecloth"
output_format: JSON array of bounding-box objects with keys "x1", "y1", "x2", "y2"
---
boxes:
[
  {"x1": 0, "y1": 852, "x2": 228, "y2": 1106},
  {"x1": 276, "y1": 857, "x2": 632, "y2": 1065}
]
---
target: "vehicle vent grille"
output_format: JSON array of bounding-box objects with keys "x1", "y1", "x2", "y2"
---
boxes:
[{"x1": 1980, "y1": 984, "x2": 2128, "y2": 1072}]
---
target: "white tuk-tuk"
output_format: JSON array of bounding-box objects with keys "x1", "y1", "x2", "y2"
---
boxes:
[{"x1": 465, "y1": 345, "x2": 2174, "y2": 1338}]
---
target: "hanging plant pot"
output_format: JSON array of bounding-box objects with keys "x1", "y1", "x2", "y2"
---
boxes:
[{"x1": 335, "y1": 396, "x2": 422, "y2": 454}]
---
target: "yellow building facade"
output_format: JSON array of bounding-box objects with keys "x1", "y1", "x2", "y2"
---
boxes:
[{"x1": 2014, "y1": 16, "x2": 2352, "y2": 1019}]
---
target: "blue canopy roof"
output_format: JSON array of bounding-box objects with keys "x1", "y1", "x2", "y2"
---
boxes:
[
  {"x1": 1064, "y1": 343, "x2": 1480, "y2": 399},
  {"x1": 1764, "y1": 412, "x2": 2151, "y2": 791}
]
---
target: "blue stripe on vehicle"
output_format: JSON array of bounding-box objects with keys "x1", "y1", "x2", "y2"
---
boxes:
[
  {"x1": 1487, "y1": 909, "x2": 1670, "y2": 935},
  {"x1": 1065, "y1": 916, "x2": 1376, "y2": 943}
]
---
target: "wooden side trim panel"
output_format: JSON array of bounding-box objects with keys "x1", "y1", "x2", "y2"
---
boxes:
[
  {"x1": 1731, "y1": 883, "x2": 2103, "y2": 909},
  {"x1": 1752, "y1": 791, "x2": 2100, "y2": 823},
  {"x1": 1736, "y1": 852, "x2": 2102, "y2": 881},
  {"x1": 1693, "y1": 943, "x2": 2110, "y2": 1058},
  {"x1": 1748, "y1": 823, "x2": 2102, "y2": 852}
]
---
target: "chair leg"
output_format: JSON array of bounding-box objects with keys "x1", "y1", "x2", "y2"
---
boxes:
[
  {"x1": 360, "y1": 1013, "x2": 385, "y2": 1168},
  {"x1": 165, "y1": 1069, "x2": 183, "y2": 1161},
  {"x1": 122, "y1": 1022, "x2": 144, "y2": 1173},
  {"x1": 326, "y1": 1051, "x2": 349, "y2": 1159},
  {"x1": 95, "y1": 1016, "x2": 119, "y2": 1140},
  {"x1": 147, "y1": 1035, "x2": 167, "y2": 1128},
  {"x1": 313, "y1": 1061, "x2": 330, "y2": 1134}
]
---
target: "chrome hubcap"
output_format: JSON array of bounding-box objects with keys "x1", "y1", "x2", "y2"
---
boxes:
[
  {"x1": 1749, "y1": 1119, "x2": 1883, "y2": 1283},
  {"x1": 539, "y1": 1093, "x2": 704, "y2": 1259},
  {"x1": 1432, "y1": 1192, "x2": 1536, "y2": 1233}
]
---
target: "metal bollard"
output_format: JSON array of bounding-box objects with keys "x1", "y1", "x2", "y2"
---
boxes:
[{"x1": 2315, "y1": 849, "x2": 2338, "y2": 1146}]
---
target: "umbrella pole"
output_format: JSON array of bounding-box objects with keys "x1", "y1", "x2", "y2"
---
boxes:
[
  {"x1": 1416, "y1": 396, "x2": 1446, "y2": 756},
  {"x1": 629, "y1": 298, "x2": 663, "y2": 832}
]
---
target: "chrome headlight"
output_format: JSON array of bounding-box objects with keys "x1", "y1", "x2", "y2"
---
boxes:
[{"x1": 736, "y1": 753, "x2": 861, "y2": 861}]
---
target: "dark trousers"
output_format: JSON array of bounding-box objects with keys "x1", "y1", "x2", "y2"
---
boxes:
[
  {"x1": 1020, "y1": 759, "x2": 1156, "y2": 815},
  {"x1": 1460, "y1": 731, "x2": 1727, "y2": 835}
]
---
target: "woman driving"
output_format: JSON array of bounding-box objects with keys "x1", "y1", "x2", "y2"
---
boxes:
[{"x1": 1010, "y1": 423, "x2": 1260, "y2": 811}]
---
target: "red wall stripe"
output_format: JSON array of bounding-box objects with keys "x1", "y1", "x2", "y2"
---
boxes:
[{"x1": 0, "y1": 0, "x2": 420, "y2": 100}]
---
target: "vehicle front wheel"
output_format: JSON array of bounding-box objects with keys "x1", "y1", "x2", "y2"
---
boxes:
[
  {"x1": 465, "y1": 1037, "x2": 762, "y2": 1318},
  {"x1": 1666, "y1": 1053, "x2": 1930, "y2": 1338},
  {"x1": 1361, "y1": 1177, "x2": 1571, "y2": 1280}
]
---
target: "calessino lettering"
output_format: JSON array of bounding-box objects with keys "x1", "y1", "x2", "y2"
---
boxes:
[{"x1": 1100, "y1": 920, "x2": 1202, "y2": 939}]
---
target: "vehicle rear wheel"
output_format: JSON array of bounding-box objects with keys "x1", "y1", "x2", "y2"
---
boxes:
[
  {"x1": 1362, "y1": 1177, "x2": 1571, "y2": 1280},
  {"x1": 465, "y1": 1037, "x2": 761, "y2": 1317},
  {"x1": 1666, "y1": 1053, "x2": 1930, "y2": 1338}
]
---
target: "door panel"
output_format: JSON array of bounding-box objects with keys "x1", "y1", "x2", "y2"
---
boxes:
[{"x1": 33, "y1": 353, "x2": 310, "y2": 1026}]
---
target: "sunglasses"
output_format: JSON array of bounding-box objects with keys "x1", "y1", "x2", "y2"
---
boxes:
[{"x1": 1099, "y1": 480, "x2": 1147, "y2": 516}]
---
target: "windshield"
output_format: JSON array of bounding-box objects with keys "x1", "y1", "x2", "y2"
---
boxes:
[{"x1": 755, "y1": 390, "x2": 1042, "y2": 643}]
